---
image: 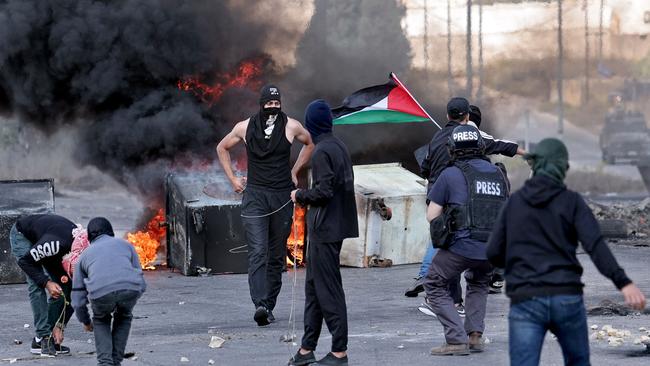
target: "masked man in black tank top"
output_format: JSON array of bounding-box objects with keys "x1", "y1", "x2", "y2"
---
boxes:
[{"x1": 217, "y1": 84, "x2": 314, "y2": 326}]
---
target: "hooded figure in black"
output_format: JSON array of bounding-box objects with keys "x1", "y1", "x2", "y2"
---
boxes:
[
  {"x1": 216, "y1": 84, "x2": 314, "y2": 326},
  {"x1": 11, "y1": 214, "x2": 76, "y2": 356},
  {"x1": 486, "y1": 138, "x2": 646, "y2": 366},
  {"x1": 289, "y1": 99, "x2": 358, "y2": 366}
]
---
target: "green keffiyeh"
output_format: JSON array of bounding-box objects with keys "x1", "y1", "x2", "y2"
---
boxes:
[{"x1": 524, "y1": 138, "x2": 569, "y2": 184}]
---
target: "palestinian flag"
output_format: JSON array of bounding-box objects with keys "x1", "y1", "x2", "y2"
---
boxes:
[{"x1": 332, "y1": 73, "x2": 439, "y2": 128}]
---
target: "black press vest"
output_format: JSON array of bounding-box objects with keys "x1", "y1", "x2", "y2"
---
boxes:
[{"x1": 450, "y1": 161, "x2": 508, "y2": 242}]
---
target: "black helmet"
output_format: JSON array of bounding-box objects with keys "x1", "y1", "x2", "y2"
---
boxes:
[{"x1": 447, "y1": 125, "x2": 485, "y2": 160}]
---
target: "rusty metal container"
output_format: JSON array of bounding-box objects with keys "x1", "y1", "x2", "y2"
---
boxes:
[
  {"x1": 341, "y1": 164, "x2": 428, "y2": 268},
  {"x1": 0, "y1": 179, "x2": 55, "y2": 284}
]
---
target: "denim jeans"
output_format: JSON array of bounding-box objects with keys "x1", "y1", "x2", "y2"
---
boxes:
[
  {"x1": 509, "y1": 295, "x2": 590, "y2": 366},
  {"x1": 9, "y1": 223, "x2": 49, "y2": 338},
  {"x1": 418, "y1": 244, "x2": 437, "y2": 278},
  {"x1": 91, "y1": 290, "x2": 141, "y2": 366}
]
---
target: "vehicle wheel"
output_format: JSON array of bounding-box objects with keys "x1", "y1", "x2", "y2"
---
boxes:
[{"x1": 598, "y1": 219, "x2": 628, "y2": 238}]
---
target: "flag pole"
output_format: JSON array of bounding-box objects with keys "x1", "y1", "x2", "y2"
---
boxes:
[{"x1": 391, "y1": 72, "x2": 441, "y2": 129}]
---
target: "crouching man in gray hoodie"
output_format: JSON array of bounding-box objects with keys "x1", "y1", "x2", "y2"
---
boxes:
[{"x1": 71, "y1": 217, "x2": 146, "y2": 366}]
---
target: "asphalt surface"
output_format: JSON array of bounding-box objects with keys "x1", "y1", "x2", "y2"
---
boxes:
[
  {"x1": 498, "y1": 99, "x2": 643, "y2": 180},
  {"x1": 1, "y1": 245, "x2": 649, "y2": 365},
  {"x1": 1, "y1": 188, "x2": 649, "y2": 366}
]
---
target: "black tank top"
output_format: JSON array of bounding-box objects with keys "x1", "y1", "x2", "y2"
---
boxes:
[{"x1": 245, "y1": 113, "x2": 294, "y2": 190}]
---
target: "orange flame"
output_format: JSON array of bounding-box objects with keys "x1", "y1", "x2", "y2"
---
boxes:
[
  {"x1": 177, "y1": 57, "x2": 265, "y2": 105},
  {"x1": 287, "y1": 206, "x2": 306, "y2": 268},
  {"x1": 126, "y1": 208, "x2": 166, "y2": 269}
]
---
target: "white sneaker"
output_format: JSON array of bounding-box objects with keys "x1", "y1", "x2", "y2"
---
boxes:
[{"x1": 418, "y1": 299, "x2": 438, "y2": 318}]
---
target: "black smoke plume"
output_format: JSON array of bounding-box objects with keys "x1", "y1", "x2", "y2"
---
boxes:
[{"x1": 0, "y1": 0, "x2": 279, "y2": 201}]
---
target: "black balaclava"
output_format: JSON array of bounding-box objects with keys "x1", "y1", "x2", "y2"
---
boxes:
[
  {"x1": 469, "y1": 105, "x2": 482, "y2": 127},
  {"x1": 87, "y1": 217, "x2": 115, "y2": 242},
  {"x1": 259, "y1": 84, "x2": 281, "y2": 121}
]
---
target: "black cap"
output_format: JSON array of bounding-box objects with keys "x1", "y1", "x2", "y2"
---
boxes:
[
  {"x1": 87, "y1": 217, "x2": 115, "y2": 242},
  {"x1": 469, "y1": 105, "x2": 481, "y2": 127},
  {"x1": 259, "y1": 84, "x2": 281, "y2": 106},
  {"x1": 447, "y1": 97, "x2": 470, "y2": 120}
]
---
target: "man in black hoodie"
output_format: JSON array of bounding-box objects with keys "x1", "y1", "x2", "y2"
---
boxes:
[
  {"x1": 10, "y1": 214, "x2": 75, "y2": 357},
  {"x1": 487, "y1": 138, "x2": 646, "y2": 366},
  {"x1": 288, "y1": 100, "x2": 358, "y2": 366}
]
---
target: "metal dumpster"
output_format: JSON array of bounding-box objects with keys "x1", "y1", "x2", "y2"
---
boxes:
[
  {"x1": 0, "y1": 179, "x2": 55, "y2": 284},
  {"x1": 166, "y1": 173, "x2": 248, "y2": 276},
  {"x1": 342, "y1": 164, "x2": 428, "y2": 268}
]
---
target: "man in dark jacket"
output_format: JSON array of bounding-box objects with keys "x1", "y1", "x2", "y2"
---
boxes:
[
  {"x1": 406, "y1": 100, "x2": 523, "y2": 306},
  {"x1": 486, "y1": 138, "x2": 646, "y2": 366},
  {"x1": 72, "y1": 217, "x2": 146, "y2": 366},
  {"x1": 289, "y1": 100, "x2": 358, "y2": 366},
  {"x1": 10, "y1": 214, "x2": 75, "y2": 357}
]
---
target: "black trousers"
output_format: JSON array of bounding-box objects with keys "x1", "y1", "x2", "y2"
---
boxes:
[
  {"x1": 241, "y1": 186, "x2": 293, "y2": 310},
  {"x1": 301, "y1": 241, "x2": 348, "y2": 353}
]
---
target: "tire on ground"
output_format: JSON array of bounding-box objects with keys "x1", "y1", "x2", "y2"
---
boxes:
[{"x1": 598, "y1": 219, "x2": 628, "y2": 238}]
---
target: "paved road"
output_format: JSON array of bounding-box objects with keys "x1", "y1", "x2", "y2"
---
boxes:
[
  {"x1": 496, "y1": 100, "x2": 642, "y2": 180},
  {"x1": 1, "y1": 243, "x2": 649, "y2": 366}
]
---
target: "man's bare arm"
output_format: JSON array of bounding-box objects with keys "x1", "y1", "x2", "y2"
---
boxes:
[
  {"x1": 216, "y1": 120, "x2": 247, "y2": 193},
  {"x1": 288, "y1": 118, "x2": 315, "y2": 185},
  {"x1": 426, "y1": 201, "x2": 444, "y2": 223}
]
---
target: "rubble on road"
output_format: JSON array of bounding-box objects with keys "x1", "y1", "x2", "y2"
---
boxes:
[
  {"x1": 589, "y1": 198, "x2": 650, "y2": 239},
  {"x1": 589, "y1": 324, "x2": 650, "y2": 349},
  {"x1": 208, "y1": 336, "x2": 226, "y2": 348}
]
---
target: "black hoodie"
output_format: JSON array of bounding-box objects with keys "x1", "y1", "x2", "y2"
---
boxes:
[
  {"x1": 16, "y1": 214, "x2": 76, "y2": 288},
  {"x1": 486, "y1": 175, "x2": 631, "y2": 302}
]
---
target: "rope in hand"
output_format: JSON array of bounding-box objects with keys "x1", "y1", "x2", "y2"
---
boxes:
[
  {"x1": 286, "y1": 203, "x2": 300, "y2": 355},
  {"x1": 49, "y1": 284, "x2": 69, "y2": 344}
]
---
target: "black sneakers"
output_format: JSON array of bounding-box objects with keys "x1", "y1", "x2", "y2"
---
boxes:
[
  {"x1": 404, "y1": 276, "x2": 425, "y2": 297},
  {"x1": 40, "y1": 336, "x2": 56, "y2": 358},
  {"x1": 254, "y1": 306, "x2": 270, "y2": 326},
  {"x1": 489, "y1": 280, "x2": 504, "y2": 294},
  {"x1": 455, "y1": 303, "x2": 466, "y2": 318},
  {"x1": 55, "y1": 343, "x2": 70, "y2": 355},
  {"x1": 30, "y1": 337, "x2": 41, "y2": 354},
  {"x1": 288, "y1": 350, "x2": 316, "y2": 366},
  {"x1": 316, "y1": 353, "x2": 348, "y2": 366}
]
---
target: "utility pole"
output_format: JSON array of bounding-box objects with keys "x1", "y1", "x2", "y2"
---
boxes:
[
  {"x1": 558, "y1": 0, "x2": 564, "y2": 136},
  {"x1": 477, "y1": 0, "x2": 484, "y2": 102},
  {"x1": 599, "y1": 0, "x2": 604, "y2": 62},
  {"x1": 466, "y1": 0, "x2": 473, "y2": 97},
  {"x1": 423, "y1": 0, "x2": 429, "y2": 82},
  {"x1": 447, "y1": 0, "x2": 453, "y2": 97},
  {"x1": 584, "y1": 0, "x2": 590, "y2": 104}
]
